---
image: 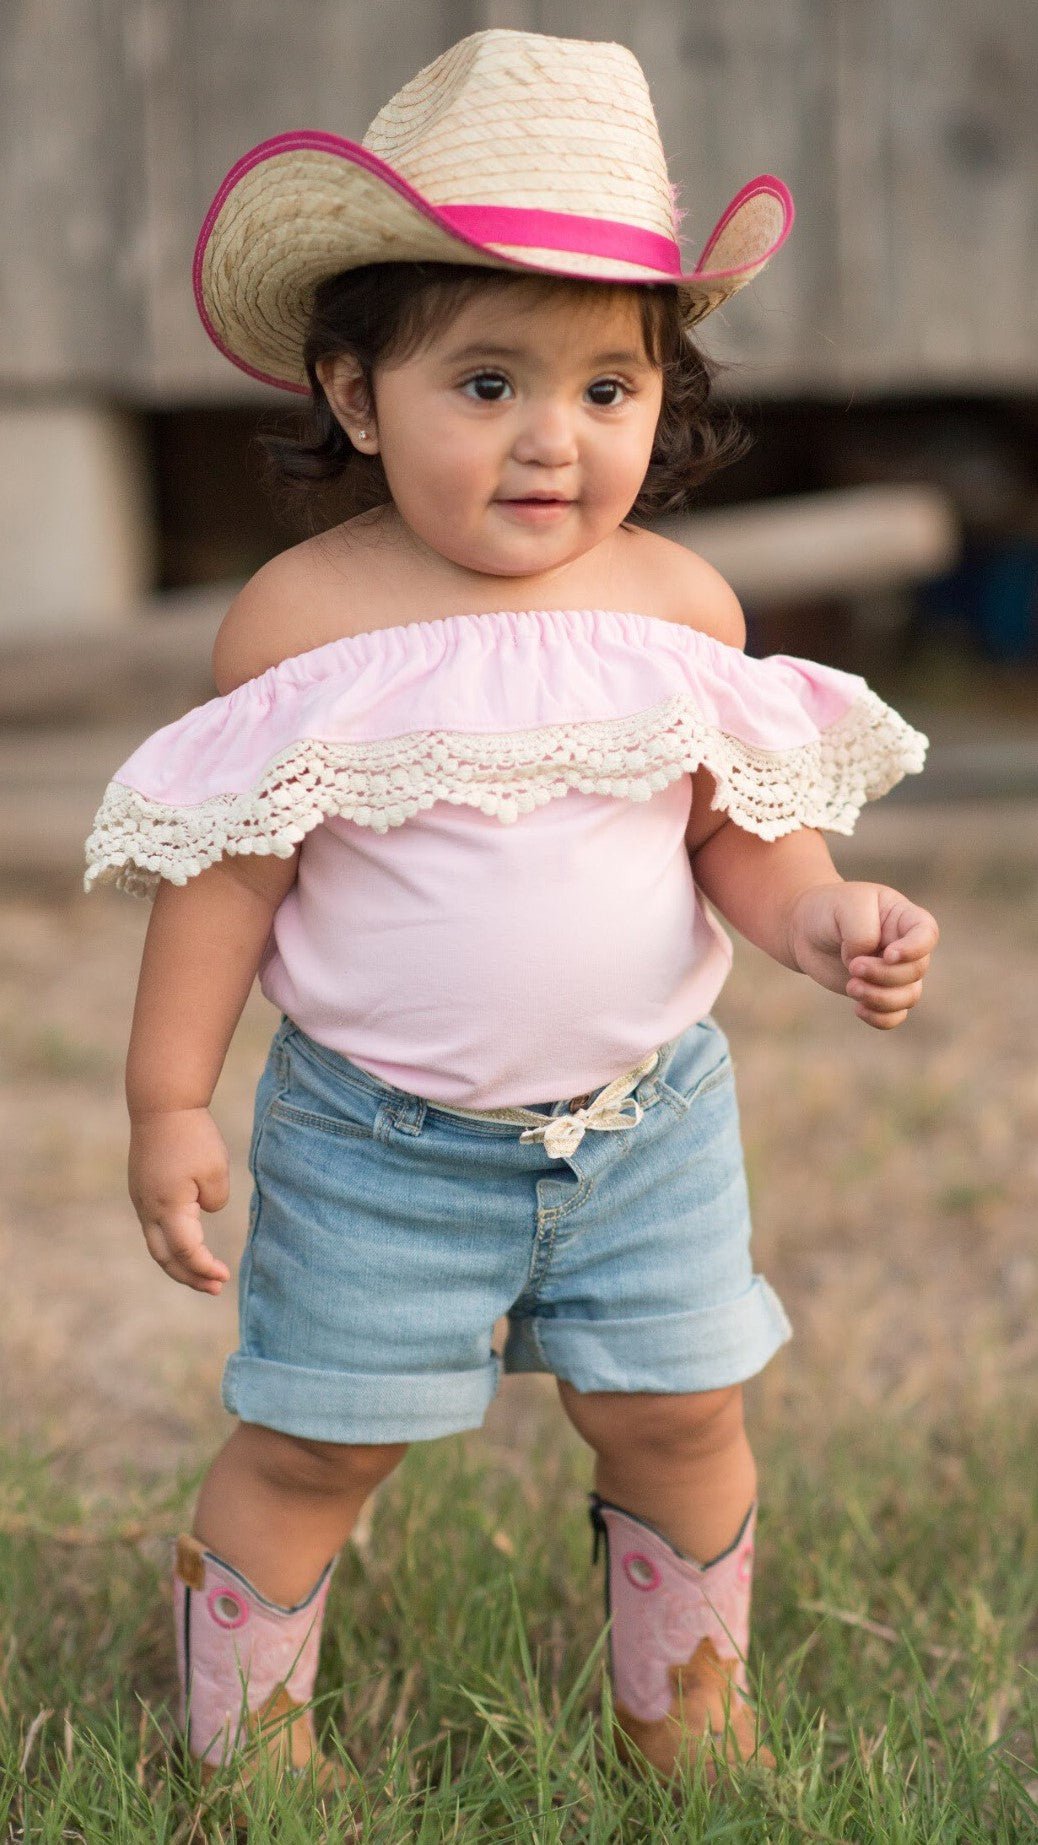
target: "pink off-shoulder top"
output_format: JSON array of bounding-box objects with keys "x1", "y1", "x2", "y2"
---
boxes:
[{"x1": 84, "y1": 607, "x2": 926, "y2": 1107}]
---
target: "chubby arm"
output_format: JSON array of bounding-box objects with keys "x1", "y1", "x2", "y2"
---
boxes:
[
  {"x1": 688, "y1": 817, "x2": 839, "y2": 971},
  {"x1": 126, "y1": 851, "x2": 298, "y2": 1118},
  {"x1": 126, "y1": 564, "x2": 310, "y2": 1293},
  {"x1": 665, "y1": 542, "x2": 938, "y2": 1029},
  {"x1": 127, "y1": 849, "x2": 300, "y2": 1293}
]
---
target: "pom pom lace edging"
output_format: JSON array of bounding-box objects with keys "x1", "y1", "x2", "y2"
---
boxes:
[{"x1": 83, "y1": 689, "x2": 927, "y2": 898}]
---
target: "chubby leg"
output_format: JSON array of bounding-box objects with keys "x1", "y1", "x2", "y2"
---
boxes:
[
  {"x1": 193, "y1": 1420, "x2": 408, "y2": 1604},
  {"x1": 174, "y1": 1423, "x2": 408, "y2": 1792},
  {"x1": 558, "y1": 1381, "x2": 770, "y2": 1780},
  {"x1": 556, "y1": 1381, "x2": 755, "y2": 1564}
]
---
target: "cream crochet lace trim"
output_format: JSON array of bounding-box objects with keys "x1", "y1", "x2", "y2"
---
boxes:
[{"x1": 84, "y1": 690, "x2": 927, "y2": 898}]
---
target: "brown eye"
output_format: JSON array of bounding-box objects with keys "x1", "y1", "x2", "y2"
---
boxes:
[
  {"x1": 586, "y1": 379, "x2": 628, "y2": 407},
  {"x1": 461, "y1": 372, "x2": 512, "y2": 402}
]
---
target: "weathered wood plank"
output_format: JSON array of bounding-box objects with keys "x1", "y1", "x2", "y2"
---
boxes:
[
  {"x1": 0, "y1": 0, "x2": 150, "y2": 388},
  {"x1": 883, "y1": 0, "x2": 1038, "y2": 388},
  {"x1": 658, "y1": 485, "x2": 960, "y2": 604}
]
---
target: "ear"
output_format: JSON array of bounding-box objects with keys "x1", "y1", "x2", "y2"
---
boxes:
[{"x1": 314, "y1": 356, "x2": 379, "y2": 452}]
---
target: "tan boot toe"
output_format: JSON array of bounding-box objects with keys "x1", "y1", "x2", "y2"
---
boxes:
[
  {"x1": 196, "y1": 1686, "x2": 355, "y2": 1828},
  {"x1": 614, "y1": 1637, "x2": 775, "y2": 1784}
]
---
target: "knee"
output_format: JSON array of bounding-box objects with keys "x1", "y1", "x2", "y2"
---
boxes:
[
  {"x1": 242, "y1": 1423, "x2": 408, "y2": 1498},
  {"x1": 562, "y1": 1382, "x2": 745, "y2": 1466}
]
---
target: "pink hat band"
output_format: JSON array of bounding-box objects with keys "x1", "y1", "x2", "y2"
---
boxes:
[{"x1": 436, "y1": 202, "x2": 684, "y2": 276}]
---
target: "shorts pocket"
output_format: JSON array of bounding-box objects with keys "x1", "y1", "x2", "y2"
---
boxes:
[
  {"x1": 657, "y1": 1016, "x2": 734, "y2": 1112},
  {"x1": 268, "y1": 1024, "x2": 377, "y2": 1141}
]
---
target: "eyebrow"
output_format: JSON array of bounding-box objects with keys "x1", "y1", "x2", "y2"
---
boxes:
[{"x1": 441, "y1": 342, "x2": 651, "y2": 368}]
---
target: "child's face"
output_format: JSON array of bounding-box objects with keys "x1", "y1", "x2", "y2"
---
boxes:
[{"x1": 341, "y1": 283, "x2": 664, "y2": 579}]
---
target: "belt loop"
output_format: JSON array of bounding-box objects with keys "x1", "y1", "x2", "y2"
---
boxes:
[
  {"x1": 637, "y1": 1040, "x2": 668, "y2": 1103},
  {"x1": 380, "y1": 1094, "x2": 426, "y2": 1139}
]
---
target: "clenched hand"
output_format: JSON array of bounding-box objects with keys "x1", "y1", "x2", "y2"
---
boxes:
[
  {"x1": 128, "y1": 1106, "x2": 232, "y2": 1293},
  {"x1": 788, "y1": 881, "x2": 939, "y2": 1029}
]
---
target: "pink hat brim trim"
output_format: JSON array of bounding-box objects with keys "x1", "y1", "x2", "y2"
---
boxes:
[{"x1": 193, "y1": 132, "x2": 795, "y2": 394}]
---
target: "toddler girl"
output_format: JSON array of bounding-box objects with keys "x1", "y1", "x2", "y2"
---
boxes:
[{"x1": 85, "y1": 28, "x2": 938, "y2": 1804}]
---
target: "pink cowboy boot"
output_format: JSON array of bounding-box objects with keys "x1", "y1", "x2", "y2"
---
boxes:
[
  {"x1": 589, "y1": 1494, "x2": 774, "y2": 1783},
  {"x1": 172, "y1": 1532, "x2": 349, "y2": 1803}
]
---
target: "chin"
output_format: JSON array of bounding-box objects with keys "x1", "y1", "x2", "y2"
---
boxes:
[{"x1": 441, "y1": 540, "x2": 570, "y2": 578}]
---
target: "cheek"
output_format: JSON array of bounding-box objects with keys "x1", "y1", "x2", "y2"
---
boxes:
[
  {"x1": 586, "y1": 421, "x2": 657, "y2": 500},
  {"x1": 383, "y1": 416, "x2": 468, "y2": 501},
  {"x1": 384, "y1": 407, "x2": 500, "y2": 516},
  {"x1": 414, "y1": 446, "x2": 494, "y2": 522}
]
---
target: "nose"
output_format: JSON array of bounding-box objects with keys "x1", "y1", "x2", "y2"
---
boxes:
[{"x1": 511, "y1": 397, "x2": 579, "y2": 468}]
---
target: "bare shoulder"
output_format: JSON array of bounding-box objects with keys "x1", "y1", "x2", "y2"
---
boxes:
[
  {"x1": 211, "y1": 519, "x2": 386, "y2": 693},
  {"x1": 212, "y1": 545, "x2": 325, "y2": 694},
  {"x1": 621, "y1": 526, "x2": 746, "y2": 651}
]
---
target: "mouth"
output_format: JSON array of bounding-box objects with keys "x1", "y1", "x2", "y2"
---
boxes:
[
  {"x1": 494, "y1": 494, "x2": 575, "y2": 519},
  {"x1": 497, "y1": 498, "x2": 575, "y2": 520},
  {"x1": 497, "y1": 494, "x2": 573, "y2": 503}
]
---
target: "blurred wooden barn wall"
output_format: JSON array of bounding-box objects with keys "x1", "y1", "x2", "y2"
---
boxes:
[{"x1": 1, "y1": 0, "x2": 1035, "y2": 632}]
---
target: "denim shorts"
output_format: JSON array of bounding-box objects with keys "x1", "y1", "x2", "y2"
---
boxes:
[{"x1": 221, "y1": 1014, "x2": 792, "y2": 1444}]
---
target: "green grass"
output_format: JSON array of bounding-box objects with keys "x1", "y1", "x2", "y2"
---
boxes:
[{"x1": 2, "y1": 1406, "x2": 1036, "y2": 1842}]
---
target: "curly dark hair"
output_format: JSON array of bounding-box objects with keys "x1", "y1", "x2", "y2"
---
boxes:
[{"x1": 256, "y1": 261, "x2": 752, "y2": 534}]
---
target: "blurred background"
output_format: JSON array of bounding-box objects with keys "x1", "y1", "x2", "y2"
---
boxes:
[{"x1": 0, "y1": 2, "x2": 1036, "y2": 1496}]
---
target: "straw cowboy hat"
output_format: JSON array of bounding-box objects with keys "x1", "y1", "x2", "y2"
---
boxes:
[{"x1": 194, "y1": 28, "x2": 794, "y2": 395}]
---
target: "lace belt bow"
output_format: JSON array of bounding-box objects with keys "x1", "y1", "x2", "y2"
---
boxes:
[{"x1": 436, "y1": 1047, "x2": 661, "y2": 1157}]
